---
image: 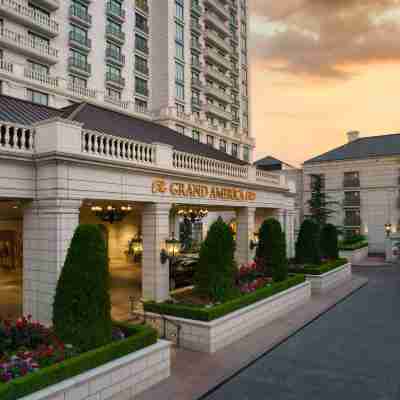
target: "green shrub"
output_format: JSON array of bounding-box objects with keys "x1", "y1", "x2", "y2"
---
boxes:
[
  {"x1": 320, "y1": 224, "x2": 339, "y2": 259},
  {"x1": 0, "y1": 324, "x2": 157, "y2": 400},
  {"x1": 144, "y1": 274, "x2": 305, "y2": 322},
  {"x1": 289, "y1": 258, "x2": 348, "y2": 275},
  {"x1": 53, "y1": 224, "x2": 112, "y2": 352},
  {"x1": 296, "y1": 219, "x2": 321, "y2": 265},
  {"x1": 256, "y1": 218, "x2": 288, "y2": 282},
  {"x1": 194, "y1": 217, "x2": 236, "y2": 302}
]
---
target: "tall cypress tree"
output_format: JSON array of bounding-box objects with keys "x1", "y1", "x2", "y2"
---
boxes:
[{"x1": 296, "y1": 219, "x2": 321, "y2": 265}]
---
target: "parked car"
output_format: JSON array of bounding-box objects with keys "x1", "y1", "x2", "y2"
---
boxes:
[{"x1": 170, "y1": 253, "x2": 199, "y2": 290}]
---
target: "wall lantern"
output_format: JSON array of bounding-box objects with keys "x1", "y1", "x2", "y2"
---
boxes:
[
  {"x1": 385, "y1": 223, "x2": 392, "y2": 238},
  {"x1": 160, "y1": 233, "x2": 181, "y2": 264},
  {"x1": 250, "y1": 232, "x2": 259, "y2": 250},
  {"x1": 128, "y1": 235, "x2": 143, "y2": 262},
  {"x1": 91, "y1": 205, "x2": 132, "y2": 224}
]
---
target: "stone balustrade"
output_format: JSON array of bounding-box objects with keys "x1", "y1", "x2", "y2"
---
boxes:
[{"x1": 0, "y1": 121, "x2": 35, "y2": 152}]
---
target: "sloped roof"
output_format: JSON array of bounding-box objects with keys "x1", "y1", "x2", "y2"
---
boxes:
[
  {"x1": 304, "y1": 133, "x2": 400, "y2": 164},
  {"x1": 254, "y1": 156, "x2": 283, "y2": 170},
  {"x1": 0, "y1": 96, "x2": 247, "y2": 165}
]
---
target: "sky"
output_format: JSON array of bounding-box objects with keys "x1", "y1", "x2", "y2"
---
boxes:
[{"x1": 249, "y1": 0, "x2": 400, "y2": 166}]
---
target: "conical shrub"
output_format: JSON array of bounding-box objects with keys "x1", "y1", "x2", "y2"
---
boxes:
[
  {"x1": 194, "y1": 217, "x2": 236, "y2": 302},
  {"x1": 320, "y1": 223, "x2": 339, "y2": 260},
  {"x1": 256, "y1": 218, "x2": 288, "y2": 282},
  {"x1": 53, "y1": 224, "x2": 112, "y2": 351},
  {"x1": 295, "y1": 219, "x2": 321, "y2": 265}
]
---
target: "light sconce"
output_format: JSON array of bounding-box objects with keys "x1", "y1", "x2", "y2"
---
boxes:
[
  {"x1": 160, "y1": 233, "x2": 181, "y2": 264},
  {"x1": 385, "y1": 223, "x2": 392, "y2": 238},
  {"x1": 249, "y1": 232, "x2": 259, "y2": 250}
]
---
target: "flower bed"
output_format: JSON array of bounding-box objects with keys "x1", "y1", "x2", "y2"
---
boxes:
[
  {"x1": 0, "y1": 317, "x2": 160, "y2": 400},
  {"x1": 144, "y1": 275, "x2": 310, "y2": 353},
  {"x1": 145, "y1": 273, "x2": 305, "y2": 322}
]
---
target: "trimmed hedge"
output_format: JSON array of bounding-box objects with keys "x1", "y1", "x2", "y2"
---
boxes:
[
  {"x1": 0, "y1": 323, "x2": 157, "y2": 400},
  {"x1": 289, "y1": 258, "x2": 348, "y2": 276},
  {"x1": 144, "y1": 274, "x2": 306, "y2": 322},
  {"x1": 339, "y1": 241, "x2": 368, "y2": 251}
]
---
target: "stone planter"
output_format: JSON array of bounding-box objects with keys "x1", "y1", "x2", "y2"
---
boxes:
[
  {"x1": 340, "y1": 245, "x2": 368, "y2": 264},
  {"x1": 147, "y1": 281, "x2": 311, "y2": 353},
  {"x1": 306, "y1": 263, "x2": 352, "y2": 294},
  {"x1": 20, "y1": 340, "x2": 171, "y2": 400}
]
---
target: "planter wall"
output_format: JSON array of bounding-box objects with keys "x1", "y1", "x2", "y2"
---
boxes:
[
  {"x1": 306, "y1": 263, "x2": 352, "y2": 294},
  {"x1": 147, "y1": 281, "x2": 311, "y2": 353},
  {"x1": 340, "y1": 246, "x2": 368, "y2": 264},
  {"x1": 20, "y1": 340, "x2": 171, "y2": 400}
]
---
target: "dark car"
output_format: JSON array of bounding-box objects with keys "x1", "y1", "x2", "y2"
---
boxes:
[{"x1": 170, "y1": 253, "x2": 199, "y2": 290}]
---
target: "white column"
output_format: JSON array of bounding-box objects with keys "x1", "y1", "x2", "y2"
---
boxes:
[
  {"x1": 23, "y1": 199, "x2": 81, "y2": 324},
  {"x1": 142, "y1": 203, "x2": 172, "y2": 302},
  {"x1": 286, "y1": 211, "x2": 296, "y2": 259},
  {"x1": 236, "y1": 207, "x2": 256, "y2": 266}
]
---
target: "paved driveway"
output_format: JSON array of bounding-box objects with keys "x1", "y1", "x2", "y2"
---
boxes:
[{"x1": 203, "y1": 266, "x2": 400, "y2": 400}]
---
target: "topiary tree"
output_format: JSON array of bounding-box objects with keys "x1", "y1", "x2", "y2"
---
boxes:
[
  {"x1": 53, "y1": 224, "x2": 112, "y2": 351},
  {"x1": 256, "y1": 218, "x2": 288, "y2": 282},
  {"x1": 295, "y1": 219, "x2": 321, "y2": 265},
  {"x1": 194, "y1": 217, "x2": 236, "y2": 302},
  {"x1": 320, "y1": 223, "x2": 339, "y2": 260}
]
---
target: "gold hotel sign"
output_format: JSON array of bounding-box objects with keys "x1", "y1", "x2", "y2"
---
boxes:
[{"x1": 152, "y1": 179, "x2": 256, "y2": 201}]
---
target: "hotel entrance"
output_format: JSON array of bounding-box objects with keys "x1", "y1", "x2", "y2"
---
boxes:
[{"x1": 0, "y1": 199, "x2": 23, "y2": 320}]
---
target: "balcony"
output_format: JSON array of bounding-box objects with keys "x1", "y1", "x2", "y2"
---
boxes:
[
  {"x1": 24, "y1": 68, "x2": 58, "y2": 88},
  {"x1": 205, "y1": 66, "x2": 231, "y2": 86},
  {"x1": 0, "y1": 28, "x2": 59, "y2": 64},
  {"x1": 135, "y1": 87, "x2": 149, "y2": 97},
  {"x1": 33, "y1": 0, "x2": 59, "y2": 11},
  {"x1": 204, "y1": 47, "x2": 229, "y2": 68},
  {"x1": 135, "y1": 1, "x2": 149, "y2": 14},
  {"x1": 135, "y1": 64, "x2": 149, "y2": 76},
  {"x1": 204, "y1": 0, "x2": 230, "y2": 20},
  {"x1": 106, "y1": 24, "x2": 125, "y2": 44},
  {"x1": 68, "y1": 56, "x2": 91, "y2": 76},
  {"x1": 0, "y1": 58, "x2": 13, "y2": 74},
  {"x1": 106, "y1": 72, "x2": 125, "y2": 88},
  {"x1": 135, "y1": 45, "x2": 149, "y2": 56},
  {"x1": 205, "y1": 103, "x2": 231, "y2": 120},
  {"x1": 67, "y1": 81, "x2": 97, "y2": 99},
  {"x1": 69, "y1": 30, "x2": 91, "y2": 52},
  {"x1": 206, "y1": 84, "x2": 231, "y2": 103},
  {"x1": 191, "y1": 58, "x2": 203, "y2": 71},
  {"x1": 104, "y1": 96, "x2": 129, "y2": 110},
  {"x1": 191, "y1": 1, "x2": 202, "y2": 16},
  {"x1": 205, "y1": 29, "x2": 231, "y2": 53},
  {"x1": 106, "y1": 1, "x2": 126, "y2": 22},
  {"x1": 343, "y1": 198, "x2": 361, "y2": 208},
  {"x1": 205, "y1": 12, "x2": 230, "y2": 36},
  {"x1": 135, "y1": 23, "x2": 149, "y2": 35},
  {"x1": 343, "y1": 178, "x2": 360, "y2": 188},
  {"x1": 191, "y1": 38, "x2": 202, "y2": 52},
  {"x1": 190, "y1": 19, "x2": 202, "y2": 34},
  {"x1": 106, "y1": 48, "x2": 125, "y2": 66},
  {"x1": 191, "y1": 77, "x2": 203, "y2": 90},
  {"x1": 191, "y1": 98, "x2": 203, "y2": 109},
  {"x1": 0, "y1": 0, "x2": 59, "y2": 37},
  {"x1": 69, "y1": 5, "x2": 92, "y2": 27},
  {"x1": 344, "y1": 218, "x2": 361, "y2": 227}
]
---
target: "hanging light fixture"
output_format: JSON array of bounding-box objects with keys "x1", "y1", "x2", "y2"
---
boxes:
[
  {"x1": 176, "y1": 207, "x2": 209, "y2": 223},
  {"x1": 91, "y1": 205, "x2": 132, "y2": 224}
]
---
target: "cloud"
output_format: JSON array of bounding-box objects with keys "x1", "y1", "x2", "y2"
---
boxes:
[{"x1": 250, "y1": 0, "x2": 400, "y2": 79}]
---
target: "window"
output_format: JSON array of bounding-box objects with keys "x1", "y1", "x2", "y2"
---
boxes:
[
  {"x1": 135, "y1": 76, "x2": 148, "y2": 96},
  {"x1": 344, "y1": 172, "x2": 360, "y2": 187},
  {"x1": 219, "y1": 139, "x2": 227, "y2": 153},
  {"x1": 176, "y1": 124, "x2": 185, "y2": 135},
  {"x1": 135, "y1": 34, "x2": 148, "y2": 53},
  {"x1": 106, "y1": 41, "x2": 121, "y2": 58},
  {"x1": 310, "y1": 174, "x2": 325, "y2": 191},
  {"x1": 175, "y1": 0, "x2": 184, "y2": 20},
  {"x1": 27, "y1": 89, "x2": 48, "y2": 105},
  {"x1": 29, "y1": 32, "x2": 49, "y2": 48},
  {"x1": 176, "y1": 62, "x2": 184, "y2": 83},
  {"x1": 176, "y1": 23, "x2": 184, "y2": 43},
  {"x1": 70, "y1": 49, "x2": 88, "y2": 69},
  {"x1": 243, "y1": 146, "x2": 250, "y2": 162},
  {"x1": 176, "y1": 82, "x2": 184, "y2": 100},
  {"x1": 207, "y1": 135, "x2": 214, "y2": 147},
  {"x1": 106, "y1": 64, "x2": 121, "y2": 79},
  {"x1": 192, "y1": 129, "x2": 200, "y2": 142},
  {"x1": 135, "y1": 13, "x2": 148, "y2": 33},
  {"x1": 71, "y1": 1, "x2": 88, "y2": 20},
  {"x1": 27, "y1": 61, "x2": 48, "y2": 75},
  {"x1": 106, "y1": 87, "x2": 121, "y2": 100},
  {"x1": 344, "y1": 191, "x2": 360, "y2": 207},
  {"x1": 69, "y1": 75, "x2": 87, "y2": 88},
  {"x1": 232, "y1": 143, "x2": 238, "y2": 158},
  {"x1": 135, "y1": 56, "x2": 148, "y2": 75},
  {"x1": 176, "y1": 42, "x2": 184, "y2": 60},
  {"x1": 107, "y1": 19, "x2": 122, "y2": 35},
  {"x1": 344, "y1": 209, "x2": 361, "y2": 227},
  {"x1": 176, "y1": 103, "x2": 185, "y2": 114},
  {"x1": 135, "y1": 98, "x2": 147, "y2": 112},
  {"x1": 70, "y1": 24, "x2": 88, "y2": 45}
]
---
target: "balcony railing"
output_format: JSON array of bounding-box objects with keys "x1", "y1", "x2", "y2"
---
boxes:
[
  {"x1": 106, "y1": 48, "x2": 125, "y2": 65},
  {"x1": 0, "y1": 121, "x2": 35, "y2": 153},
  {"x1": 205, "y1": 103, "x2": 231, "y2": 120},
  {"x1": 343, "y1": 179, "x2": 360, "y2": 188},
  {"x1": 0, "y1": 58, "x2": 13, "y2": 73},
  {"x1": 191, "y1": 78, "x2": 203, "y2": 89},
  {"x1": 344, "y1": 218, "x2": 362, "y2": 227},
  {"x1": 206, "y1": 84, "x2": 231, "y2": 103},
  {"x1": 135, "y1": 0, "x2": 149, "y2": 14},
  {"x1": 24, "y1": 68, "x2": 59, "y2": 88},
  {"x1": 69, "y1": 30, "x2": 91, "y2": 51},
  {"x1": 191, "y1": 58, "x2": 203, "y2": 70},
  {"x1": 205, "y1": 0, "x2": 230, "y2": 20},
  {"x1": 67, "y1": 81, "x2": 97, "y2": 99},
  {"x1": 106, "y1": 72, "x2": 125, "y2": 88},
  {"x1": 204, "y1": 47, "x2": 229, "y2": 67},
  {"x1": 0, "y1": 0, "x2": 59, "y2": 36},
  {"x1": 135, "y1": 87, "x2": 149, "y2": 97},
  {"x1": 0, "y1": 28, "x2": 59, "y2": 63},
  {"x1": 190, "y1": 19, "x2": 202, "y2": 33},
  {"x1": 135, "y1": 64, "x2": 149, "y2": 76},
  {"x1": 135, "y1": 23, "x2": 149, "y2": 35},
  {"x1": 68, "y1": 57, "x2": 91, "y2": 75},
  {"x1": 205, "y1": 29, "x2": 231, "y2": 52},
  {"x1": 106, "y1": 25, "x2": 125, "y2": 43},
  {"x1": 205, "y1": 66, "x2": 231, "y2": 86},
  {"x1": 205, "y1": 11, "x2": 230, "y2": 35},
  {"x1": 343, "y1": 198, "x2": 361, "y2": 207},
  {"x1": 191, "y1": 1, "x2": 202, "y2": 16},
  {"x1": 69, "y1": 4, "x2": 92, "y2": 26}
]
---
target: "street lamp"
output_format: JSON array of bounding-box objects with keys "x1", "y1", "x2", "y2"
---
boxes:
[
  {"x1": 250, "y1": 232, "x2": 259, "y2": 250},
  {"x1": 385, "y1": 223, "x2": 392, "y2": 238}
]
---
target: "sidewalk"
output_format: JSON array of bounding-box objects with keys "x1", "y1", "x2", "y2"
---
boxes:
[{"x1": 136, "y1": 275, "x2": 368, "y2": 400}]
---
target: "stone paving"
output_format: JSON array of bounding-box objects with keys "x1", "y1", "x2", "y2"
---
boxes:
[
  {"x1": 136, "y1": 272, "x2": 368, "y2": 400},
  {"x1": 203, "y1": 265, "x2": 399, "y2": 400}
]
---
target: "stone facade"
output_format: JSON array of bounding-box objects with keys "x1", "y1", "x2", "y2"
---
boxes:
[
  {"x1": 19, "y1": 340, "x2": 171, "y2": 400},
  {"x1": 305, "y1": 263, "x2": 352, "y2": 294},
  {"x1": 147, "y1": 281, "x2": 311, "y2": 353},
  {"x1": 340, "y1": 246, "x2": 369, "y2": 265}
]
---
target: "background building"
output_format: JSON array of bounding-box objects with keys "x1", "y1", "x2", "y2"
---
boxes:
[
  {"x1": 0, "y1": 0, "x2": 253, "y2": 162},
  {"x1": 303, "y1": 131, "x2": 400, "y2": 254}
]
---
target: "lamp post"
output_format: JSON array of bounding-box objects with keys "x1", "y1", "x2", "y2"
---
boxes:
[
  {"x1": 249, "y1": 231, "x2": 259, "y2": 250},
  {"x1": 385, "y1": 223, "x2": 392, "y2": 238}
]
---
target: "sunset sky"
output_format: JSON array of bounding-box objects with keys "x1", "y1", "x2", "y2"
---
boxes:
[{"x1": 249, "y1": 0, "x2": 400, "y2": 166}]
